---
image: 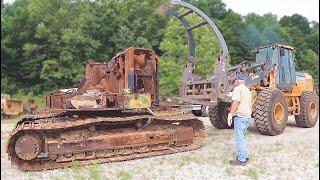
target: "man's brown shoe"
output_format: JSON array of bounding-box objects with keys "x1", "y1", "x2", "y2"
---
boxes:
[{"x1": 229, "y1": 159, "x2": 248, "y2": 166}]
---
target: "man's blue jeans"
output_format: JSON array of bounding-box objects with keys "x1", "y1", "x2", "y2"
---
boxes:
[{"x1": 234, "y1": 116, "x2": 250, "y2": 162}]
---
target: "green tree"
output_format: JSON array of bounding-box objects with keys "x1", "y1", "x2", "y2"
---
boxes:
[
  {"x1": 219, "y1": 10, "x2": 251, "y2": 65},
  {"x1": 307, "y1": 22, "x2": 319, "y2": 55},
  {"x1": 159, "y1": 13, "x2": 220, "y2": 95},
  {"x1": 279, "y1": 14, "x2": 311, "y2": 35},
  {"x1": 109, "y1": 0, "x2": 167, "y2": 55},
  {"x1": 1, "y1": 0, "x2": 318, "y2": 97},
  {"x1": 1, "y1": 0, "x2": 168, "y2": 94},
  {"x1": 295, "y1": 49, "x2": 319, "y2": 87},
  {"x1": 185, "y1": 0, "x2": 227, "y2": 19}
]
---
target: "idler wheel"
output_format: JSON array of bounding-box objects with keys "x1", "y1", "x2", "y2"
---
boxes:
[
  {"x1": 89, "y1": 125, "x2": 96, "y2": 132},
  {"x1": 15, "y1": 134, "x2": 41, "y2": 161}
]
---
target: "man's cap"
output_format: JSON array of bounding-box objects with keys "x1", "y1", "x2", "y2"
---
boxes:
[{"x1": 235, "y1": 75, "x2": 245, "y2": 81}]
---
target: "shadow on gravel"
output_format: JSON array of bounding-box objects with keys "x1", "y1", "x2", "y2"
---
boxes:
[{"x1": 286, "y1": 122, "x2": 299, "y2": 127}]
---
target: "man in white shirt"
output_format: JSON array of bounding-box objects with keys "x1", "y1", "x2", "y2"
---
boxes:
[{"x1": 228, "y1": 75, "x2": 252, "y2": 166}]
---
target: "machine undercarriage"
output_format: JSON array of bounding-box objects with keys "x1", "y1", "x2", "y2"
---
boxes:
[{"x1": 7, "y1": 110, "x2": 204, "y2": 171}]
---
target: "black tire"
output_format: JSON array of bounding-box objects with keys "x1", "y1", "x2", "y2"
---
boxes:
[
  {"x1": 209, "y1": 102, "x2": 232, "y2": 129},
  {"x1": 295, "y1": 91, "x2": 319, "y2": 128},
  {"x1": 191, "y1": 110, "x2": 202, "y2": 117},
  {"x1": 252, "y1": 88, "x2": 288, "y2": 136}
]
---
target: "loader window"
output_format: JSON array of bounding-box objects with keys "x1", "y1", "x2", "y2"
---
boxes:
[
  {"x1": 255, "y1": 47, "x2": 278, "y2": 66},
  {"x1": 280, "y1": 49, "x2": 285, "y2": 56},
  {"x1": 279, "y1": 48, "x2": 294, "y2": 89},
  {"x1": 255, "y1": 47, "x2": 280, "y2": 85}
]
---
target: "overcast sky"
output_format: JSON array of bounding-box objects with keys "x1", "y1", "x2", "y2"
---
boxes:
[
  {"x1": 221, "y1": 0, "x2": 319, "y2": 22},
  {"x1": 3, "y1": 0, "x2": 319, "y2": 22}
]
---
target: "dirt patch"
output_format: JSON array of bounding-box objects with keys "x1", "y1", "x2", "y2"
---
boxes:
[{"x1": 1, "y1": 116, "x2": 319, "y2": 180}]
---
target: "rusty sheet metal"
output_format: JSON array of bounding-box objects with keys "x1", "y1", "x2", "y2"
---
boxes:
[
  {"x1": 1, "y1": 99, "x2": 23, "y2": 116},
  {"x1": 23, "y1": 100, "x2": 38, "y2": 113},
  {"x1": 47, "y1": 126, "x2": 194, "y2": 154},
  {"x1": 46, "y1": 47, "x2": 159, "y2": 110}
]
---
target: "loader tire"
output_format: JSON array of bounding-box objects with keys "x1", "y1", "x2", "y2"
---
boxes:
[
  {"x1": 209, "y1": 102, "x2": 232, "y2": 129},
  {"x1": 253, "y1": 88, "x2": 288, "y2": 136},
  {"x1": 192, "y1": 110, "x2": 202, "y2": 117},
  {"x1": 295, "y1": 91, "x2": 319, "y2": 128}
]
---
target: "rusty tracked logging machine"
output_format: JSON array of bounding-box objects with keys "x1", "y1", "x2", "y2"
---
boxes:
[
  {"x1": 7, "y1": 47, "x2": 205, "y2": 171},
  {"x1": 156, "y1": 0, "x2": 319, "y2": 135}
]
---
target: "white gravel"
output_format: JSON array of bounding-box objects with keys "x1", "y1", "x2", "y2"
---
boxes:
[{"x1": 1, "y1": 116, "x2": 319, "y2": 180}]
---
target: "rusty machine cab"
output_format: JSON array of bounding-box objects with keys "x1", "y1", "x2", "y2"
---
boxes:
[
  {"x1": 253, "y1": 44, "x2": 296, "y2": 91},
  {"x1": 46, "y1": 47, "x2": 159, "y2": 110}
]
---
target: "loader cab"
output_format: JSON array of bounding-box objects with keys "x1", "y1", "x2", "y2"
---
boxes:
[{"x1": 253, "y1": 44, "x2": 296, "y2": 91}]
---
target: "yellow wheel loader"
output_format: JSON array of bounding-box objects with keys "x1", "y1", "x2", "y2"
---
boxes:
[{"x1": 157, "y1": 0, "x2": 319, "y2": 135}]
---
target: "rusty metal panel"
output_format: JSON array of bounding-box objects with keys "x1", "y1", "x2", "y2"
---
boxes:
[
  {"x1": 46, "y1": 126, "x2": 194, "y2": 154},
  {"x1": 46, "y1": 47, "x2": 159, "y2": 110},
  {"x1": 50, "y1": 95, "x2": 63, "y2": 109},
  {"x1": 23, "y1": 100, "x2": 38, "y2": 113},
  {"x1": 2, "y1": 99, "x2": 23, "y2": 115}
]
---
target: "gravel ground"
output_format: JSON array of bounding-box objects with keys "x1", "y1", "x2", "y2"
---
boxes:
[{"x1": 1, "y1": 116, "x2": 319, "y2": 180}]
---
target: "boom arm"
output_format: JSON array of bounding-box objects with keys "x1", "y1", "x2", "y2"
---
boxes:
[{"x1": 156, "y1": 0, "x2": 230, "y2": 103}]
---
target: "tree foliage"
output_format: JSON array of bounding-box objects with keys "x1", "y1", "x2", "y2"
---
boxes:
[
  {"x1": 1, "y1": 0, "x2": 319, "y2": 96},
  {"x1": 159, "y1": 12, "x2": 220, "y2": 95}
]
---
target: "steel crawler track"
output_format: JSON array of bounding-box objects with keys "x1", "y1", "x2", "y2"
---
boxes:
[{"x1": 7, "y1": 111, "x2": 205, "y2": 171}]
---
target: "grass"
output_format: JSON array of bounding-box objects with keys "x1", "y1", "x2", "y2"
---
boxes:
[
  {"x1": 176, "y1": 155, "x2": 204, "y2": 168},
  {"x1": 241, "y1": 163, "x2": 267, "y2": 180},
  {"x1": 116, "y1": 169, "x2": 133, "y2": 180},
  {"x1": 225, "y1": 167, "x2": 235, "y2": 176},
  {"x1": 207, "y1": 156, "x2": 218, "y2": 166},
  {"x1": 258, "y1": 165, "x2": 267, "y2": 175},
  {"x1": 219, "y1": 154, "x2": 229, "y2": 167},
  {"x1": 88, "y1": 164, "x2": 103, "y2": 180},
  {"x1": 115, "y1": 167, "x2": 143, "y2": 180},
  {"x1": 71, "y1": 161, "x2": 85, "y2": 180},
  {"x1": 50, "y1": 174, "x2": 69, "y2": 180},
  {"x1": 247, "y1": 133, "x2": 254, "y2": 139},
  {"x1": 266, "y1": 143, "x2": 284, "y2": 153},
  {"x1": 11, "y1": 91, "x2": 48, "y2": 108},
  {"x1": 242, "y1": 167, "x2": 259, "y2": 180},
  {"x1": 49, "y1": 168, "x2": 73, "y2": 180}
]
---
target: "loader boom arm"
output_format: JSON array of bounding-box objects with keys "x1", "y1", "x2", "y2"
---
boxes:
[
  {"x1": 156, "y1": 0, "x2": 230, "y2": 103},
  {"x1": 156, "y1": 0, "x2": 228, "y2": 58}
]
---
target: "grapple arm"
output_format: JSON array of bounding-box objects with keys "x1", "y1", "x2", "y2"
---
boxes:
[{"x1": 156, "y1": 0, "x2": 229, "y2": 103}]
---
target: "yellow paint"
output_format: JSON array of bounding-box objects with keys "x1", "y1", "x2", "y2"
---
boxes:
[
  {"x1": 123, "y1": 89, "x2": 131, "y2": 94},
  {"x1": 274, "y1": 103, "x2": 284, "y2": 124},
  {"x1": 269, "y1": 70, "x2": 276, "y2": 88},
  {"x1": 295, "y1": 73, "x2": 314, "y2": 92},
  {"x1": 124, "y1": 94, "x2": 151, "y2": 109},
  {"x1": 283, "y1": 85, "x2": 302, "y2": 97},
  {"x1": 284, "y1": 96, "x2": 300, "y2": 115}
]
